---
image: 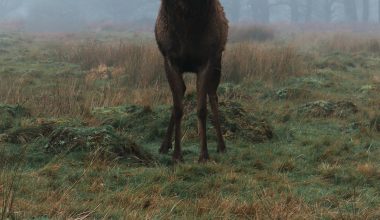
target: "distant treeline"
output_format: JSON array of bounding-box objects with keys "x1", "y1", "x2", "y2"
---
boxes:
[
  {"x1": 0, "y1": 0, "x2": 380, "y2": 31},
  {"x1": 225, "y1": 0, "x2": 380, "y2": 23}
]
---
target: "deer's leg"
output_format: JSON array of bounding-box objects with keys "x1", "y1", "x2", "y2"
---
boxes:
[
  {"x1": 161, "y1": 59, "x2": 185, "y2": 161},
  {"x1": 208, "y1": 57, "x2": 226, "y2": 153},
  {"x1": 197, "y1": 65, "x2": 210, "y2": 163},
  {"x1": 159, "y1": 109, "x2": 174, "y2": 154}
]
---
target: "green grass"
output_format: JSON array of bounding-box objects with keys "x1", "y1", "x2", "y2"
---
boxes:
[{"x1": 0, "y1": 30, "x2": 379, "y2": 219}]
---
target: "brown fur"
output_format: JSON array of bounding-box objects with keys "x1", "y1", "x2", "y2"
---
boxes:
[{"x1": 155, "y1": 0, "x2": 229, "y2": 162}]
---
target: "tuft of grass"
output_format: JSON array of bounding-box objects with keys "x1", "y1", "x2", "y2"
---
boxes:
[
  {"x1": 276, "y1": 159, "x2": 296, "y2": 173},
  {"x1": 0, "y1": 105, "x2": 31, "y2": 133},
  {"x1": 370, "y1": 116, "x2": 380, "y2": 132},
  {"x1": 356, "y1": 163, "x2": 379, "y2": 179},
  {"x1": 318, "y1": 162, "x2": 341, "y2": 180}
]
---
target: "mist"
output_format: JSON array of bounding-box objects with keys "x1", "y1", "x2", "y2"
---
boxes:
[{"x1": 1, "y1": 0, "x2": 380, "y2": 32}]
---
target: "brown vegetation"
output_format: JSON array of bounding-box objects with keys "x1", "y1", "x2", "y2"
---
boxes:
[
  {"x1": 0, "y1": 34, "x2": 311, "y2": 118},
  {"x1": 3, "y1": 29, "x2": 380, "y2": 120}
]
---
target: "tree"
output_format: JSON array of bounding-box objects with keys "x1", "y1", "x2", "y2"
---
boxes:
[
  {"x1": 0, "y1": 0, "x2": 24, "y2": 19},
  {"x1": 223, "y1": 0, "x2": 241, "y2": 23},
  {"x1": 305, "y1": 0, "x2": 313, "y2": 22},
  {"x1": 271, "y1": 0, "x2": 301, "y2": 23},
  {"x1": 256, "y1": 0, "x2": 270, "y2": 23},
  {"x1": 289, "y1": 0, "x2": 300, "y2": 23},
  {"x1": 379, "y1": 0, "x2": 380, "y2": 23},
  {"x1": 344, "y1": 0, "x2": 358, "y2": 22},
  {"x1": 322, "y1": 0, "x2": 335, "y2": 23},
  {"x1": 362, "y1": 0, "x2": 370, "y2": 22}
]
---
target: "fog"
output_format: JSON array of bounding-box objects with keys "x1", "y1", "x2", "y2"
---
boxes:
[{"x1": 1, "y1": 0, "x2": 380, "y2": 32}]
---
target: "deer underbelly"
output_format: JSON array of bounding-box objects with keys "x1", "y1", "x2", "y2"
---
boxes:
[
  {"x1": 164, "y1": 36, "x2": 220, "y2": 72},
  {"x1": 170, "y1": 54, "x2": 209, "y2": 73}
]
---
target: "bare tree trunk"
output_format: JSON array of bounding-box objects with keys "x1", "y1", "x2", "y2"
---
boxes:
[
  {"x1": 323, "y1": 0, "x2": 333, "y2": 23},
  {"x1": 344, "y1": 0, "x2": 358, "y2": 22},
  {"x1": 228, "y1": 0, "x2": 241, "y2": 23},
  {"x1": 250, "y1": 0, "x2": 270, "y2": 23},
  {"x1": 290, "y1": 0, "x2": 299, "y2": 23},
  {"x1": 257, "y1": 0, "x2": 270, "y2": 23},
  {"x1": 305, "y1": 0, "x2": 312, "y2": 22},
  {"x1": 363, "y1": 0, "x2": 370, "y2": 22},
  {"x1": 378, "y1": 0, "x2": 380, "y2": 23}
]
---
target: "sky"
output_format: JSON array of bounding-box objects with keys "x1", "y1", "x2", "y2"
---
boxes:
[{"x1": 0, "y1": 0, "x2": 379, "y2": 32}]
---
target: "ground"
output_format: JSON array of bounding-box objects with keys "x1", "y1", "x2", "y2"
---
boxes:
[{"x1": 0, "y1": 28, "x2": 380, "y2": 219}]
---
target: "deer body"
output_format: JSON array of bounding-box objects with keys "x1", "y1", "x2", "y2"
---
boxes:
[{"x1": 155, "y1": 0, "x2": 228, "y2": 162}]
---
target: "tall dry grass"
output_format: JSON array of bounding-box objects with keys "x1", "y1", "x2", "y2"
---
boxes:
[
  {"x1": 223, "y1": 43, "x2": 305, "y2": 83},
  {"x1": 289, "y1": 31, "x2": 380, "y2": 55},
  {"x1": 0, "y1": 31, "x2": 307, "y2": 118},
  {"x1": 52, "y1": 38, "x2": 305, "y2": 84},
  {"x1": 321, "y1": 33, "x2": 380, "y2": 54},
  {"x1": 0, "y1": 74, "x2": 172, "y2": 117}
]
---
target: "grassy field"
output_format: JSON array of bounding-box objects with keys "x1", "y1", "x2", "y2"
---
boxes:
[{"x1": 0, "y1": 27, "x2": 380, "y2": 219}]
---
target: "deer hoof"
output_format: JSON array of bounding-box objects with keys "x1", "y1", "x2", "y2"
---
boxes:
[
  {"x1": 217, "y1": 145, "x2": 227, "y2": 153},
  {"x1": 198, "y1": 154, "x2": 210, "y2": 163},
  {"x1": 159, "y1": 141, "x2": 172, "y2": 154},
  {"x1": 172, "y1": 154, "x2": 184, "y2": 163}
]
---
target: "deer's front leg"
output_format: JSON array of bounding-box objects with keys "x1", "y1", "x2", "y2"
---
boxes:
[{"x1": 163, "y1": 59, "x2": 185, "y2": 162}]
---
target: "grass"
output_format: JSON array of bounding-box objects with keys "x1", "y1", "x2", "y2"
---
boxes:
[{"x1": 0, "y1": 28, "x2": 379, "y2": 218}]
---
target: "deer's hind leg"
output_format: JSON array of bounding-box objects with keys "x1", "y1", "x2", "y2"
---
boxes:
[
  {"x1": 196, "y1": 72, "x2": 209, "y2": 163},
  {"x1": 208, "y1": 56, "x2": 226, "y2": 153}
]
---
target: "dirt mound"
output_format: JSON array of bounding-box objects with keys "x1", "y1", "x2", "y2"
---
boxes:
[
  {"x1": 0, "y1": 104, "x2": 30, "y2": 132},
  {"x1": 92, "y1": 105, "x2": 166, "y2": 141},
  {"x1": 2, "y1": 118, "x2": 85, "y2": 144},
  {"x1": 46, "y1": 126, "x2": 151, "y2": 162},
  {"x1": 2, "y1": 119, "x2": 152, "y2": 162},
  {"x1": 297, "y1": 100, "x2": 358, "y2": 118},
  {"x1": 94, "y1": 101, "x2": 273, "y2": 143},
  {"x1": 216, "y1": 101, "x2": 273, "y2": 142},
  {"x1": 3, "y1": 122, "x2": 55, "y2": 144}
]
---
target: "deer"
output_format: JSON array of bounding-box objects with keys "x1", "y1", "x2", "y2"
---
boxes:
[{"x1": 155, "y1": 0, "x2": 229, "y2": 162}]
